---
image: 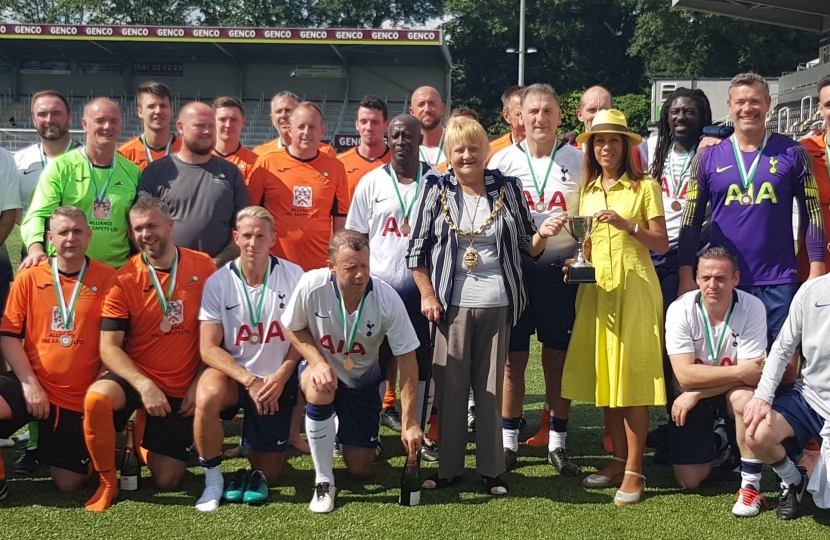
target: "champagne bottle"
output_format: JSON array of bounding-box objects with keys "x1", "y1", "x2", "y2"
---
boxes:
[
  {"x1": 398, "y1": 452, "x2": 421, "y2": 506},
  {"x1": 120, "y1": 420, "x2": 140, "y2": 491}
]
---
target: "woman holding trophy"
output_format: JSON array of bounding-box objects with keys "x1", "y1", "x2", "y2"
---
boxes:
[
  {"x1": 559, "y1": 109, "x2": 668, "y2": 506},
  {"x1": 407, "y1": 119, "x2": 560, "y2": 495}
]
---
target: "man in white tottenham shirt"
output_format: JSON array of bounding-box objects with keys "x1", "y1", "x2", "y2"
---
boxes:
[
  {"x1": 194, "y1": 206, "x2": 304, "y2": 512},
  {"x1": 488, "y1": 83, "x2": 584, "y2": 475},
  {"x1": 409, "y1": 86, "x2": 447, "y2": 169},
  {"x1": 664, "y1": 247, "x2": 766, "y2": 514},
  {"x1": 742, "y1": 259, "x2": 830, "y2": 520},
  {"x1": 281, "y1": 230, "x2": 423, "y2": 514},
  {"x1": 346, "y1": 114, "x2": 439, "y2": 432}
]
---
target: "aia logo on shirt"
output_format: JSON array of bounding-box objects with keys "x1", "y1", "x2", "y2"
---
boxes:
[
  {"x1": 523, "y1": 191, "x2": 567, "y2": 212},
  {"x1": 235, "y1": 321, "x2": 286, "y2": 346},
  {"x1": 319, "y1": 335, "x2": 366, "y2": 356},
  {"x1": 381, "y1": 216, "x2": 409, "y2": 237},
  {"x1": 660, "y1": 177, "x2": 688, "y2": 198},
  {"x1": 293, "y1": 186, "x2": 313, "y2": 207},
  {"x1": 694, "y1": 357, "x2": 733, "y2": 366}
]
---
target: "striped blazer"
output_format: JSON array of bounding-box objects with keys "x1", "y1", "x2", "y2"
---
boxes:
[{"x1": 406, "y1": 169, "x2": 537, "y2": 325}]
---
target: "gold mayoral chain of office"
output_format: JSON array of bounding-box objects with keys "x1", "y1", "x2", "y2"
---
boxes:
[{"x1": 440, "y1": 185, "x2": 505, "y2": 273}]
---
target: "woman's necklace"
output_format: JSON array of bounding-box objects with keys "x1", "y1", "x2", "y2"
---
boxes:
[{"x1": 440, "y1": 185, "x2": 505, "y2": 273}]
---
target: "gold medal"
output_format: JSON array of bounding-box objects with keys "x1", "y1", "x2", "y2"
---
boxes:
[
  {"x1": 671, "y1": 200, "x2": 682, "y2": 212},
  {"x1": 344, "y1": 356, "x2": 354, "y2": 370},
  {"x1": 250, "y1": 333, "x2": 260, "y2": 345},
  {"x1": 740, "y1": 193, "x2": 753, "y2": 206},
  {"x1": 59, "y1": 334, "x2": 72, "y2": 347},
  {"x1": 462, "y1": 245, "x2": 479, "y2": 272},
  {"x1": 159, "y1": 319, "x2": 173, "y2": 333},
  {"x1": 401, "y1": 220, "x2": 412, "y2": 235}
]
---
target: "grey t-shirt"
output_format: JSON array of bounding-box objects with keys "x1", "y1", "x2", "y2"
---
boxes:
[{"x1": 138, "y1": 154, "x2": 250, "y2": 257}]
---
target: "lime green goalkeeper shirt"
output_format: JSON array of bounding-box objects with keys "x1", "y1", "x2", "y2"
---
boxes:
[{"x1": 21, "y1": 147, "x2": 140, "y2": 268}]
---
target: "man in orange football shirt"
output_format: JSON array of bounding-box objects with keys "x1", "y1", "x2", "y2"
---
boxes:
[
  {"x1": 82, "y1": 195, "x2": 215, "y2": 512},
  {"x1": 0, "y1": 207, "x2": 116, "y2": 500},
  {"x1": 118, "y1": 82, "x2": 182, "y2": 171},
  {"x1": 212, "y1": 96, "x2": 258, "y2": 183},
  {"x1": 488, "y1": 85, "x2": 526, "y2": 160},
  {"x1": 338, "y1": 95, "x2": 391, "y2": 199},
  {"x1": 248, "y1": 102, "x2": 349, "y2": 272},
  {"x1": 254, "y1": 91, "x2": 337, "y2": 158}
]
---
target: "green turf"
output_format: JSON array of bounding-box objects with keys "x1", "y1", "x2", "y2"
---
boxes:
[{"x1": 2, "y1": 304, "x2": 829, "y2": 537}]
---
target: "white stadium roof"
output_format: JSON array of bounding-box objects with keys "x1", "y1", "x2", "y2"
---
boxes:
[{"x1": 672, "y1": 0, "x2": 830, "y2": 33}]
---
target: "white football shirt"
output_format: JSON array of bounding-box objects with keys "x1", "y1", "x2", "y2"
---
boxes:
[
  {"x1": 281, "y1": 268, "x2": 420, "y2": 389},
  {"x1": 15, "y1": 140, "x2": 81, "y2": 213},
  {"x1": 488, "y1": 141, "x2": 584, "y2": 263},
  {"x1": 665, "y1": 289, "x2": 767, "y2": 368},
  {"x1": 345, "y1": 163, "x2": 437, "y2": 305},
  {"x1": 199, "y1": 256, "x2": 304, "y2": 377}
]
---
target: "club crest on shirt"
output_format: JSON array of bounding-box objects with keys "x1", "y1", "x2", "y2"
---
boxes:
[
  {"x1": 366, "y1": 322, "x2": 375, "y2": 337},
  {"x1": 293, "y1": 186, "x2": 313, "y2": 207},
  {"x1": 51, "y1": 307, "x2": 75, "y2": 331},
  {"x1": 166, "y1": 299, "x2": 184, "y2": 325},
  {"x1": 92, "y1": 198, "x2": 112, "y2": 220}
]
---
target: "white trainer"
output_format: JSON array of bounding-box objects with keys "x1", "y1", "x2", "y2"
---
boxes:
[
  {"x1": 732, "y1": 486, "x2": 768, "y2": 517},
  {"x1": 309, "y1": 482, "x2": 336, "y2": 514}
]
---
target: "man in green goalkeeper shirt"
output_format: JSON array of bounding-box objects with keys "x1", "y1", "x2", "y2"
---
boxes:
[{"x1": 20, "y1": 98, "x2": 139, "y2": 270}]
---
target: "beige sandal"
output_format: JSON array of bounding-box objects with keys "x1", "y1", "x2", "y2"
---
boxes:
[
  {"x1": 613, "y1": 471, "x2": 646, "y2": 506},
  {"x1": 582, "y1": 456, "x2": 626, "y2": 488}
]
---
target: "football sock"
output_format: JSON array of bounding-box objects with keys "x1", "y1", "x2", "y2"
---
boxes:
[
  {"x1": 382, "y1": 390, "x2": 397, "y2": 410},
  {"x1": 426, "y1": 411, "x2": 439, "y2": 443},
  {"x1": 25, "y1": 421, "x2": 38, "y2": 451},
  {"x1": 133, "y1": 409, "x2": 150, "y2": 465},
  {"x1": 740, "y1": 458, "x2": 763, "y2": 490},
  {"x1": 772, "y1": 456, "x2": 802, "y2": 487},
  {"x1": 83, "y1": 391, "x2": 118, "y2": 512},
  {"x1": 306, "y1": 403, "x2": 335, "y2": 485},
  {"x1": 549, "y1": 416, "x2": 568, "y2": 452},
  {"x1": 526, "y1": 404, "x2": 550, "y2": 448},
  {"x1": 196, "y1": 455, "x2": 224, "y2": 512},
  {"x1": 468, "y1": 389, "x2": 475, "y2": 412},
  {"x1": 502, "y1": 417, "x2": 521, "y2": 452}
]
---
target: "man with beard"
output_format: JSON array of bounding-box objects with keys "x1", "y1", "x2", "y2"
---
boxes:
[
  {"x1": 21, "y1": 98, "x2": 140, "y2": 269},
  {"x1": 337, "y1": 95, "x2": 391, "y2": 200},
  {"x1": 254, "y1": 91, "x2": 337, "y2": 158},
  {"x1": 212, "y1": 96, "x2": 258, "y2": 182},
  {"x1": 346, "y1": 114, "x2": 438, "y2": 436},
  {"x1": 409, "y1": 86, "x2": 447, "y2": 169},
  {"x1": 138, "y1": 102, "x2": 250, "y2": 268},
  {"x1": 118, "y1": 82, "x2": 182, "y2": 171}
]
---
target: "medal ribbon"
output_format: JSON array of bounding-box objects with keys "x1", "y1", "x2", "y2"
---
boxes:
[
  {"x1": 697, "y1": 295, "x2": 735, "y2": 364},
  {"x1": 235, "y1": 259, "x2": 271, "y2": 328},
  {"x1": 142, "y1": 250, "x2": 179, "y2": 317},
  {"x1": 334, "y1": 281, "x2": 368, "y2": 358},
  {"x1": 419, "y1": 130, "x2": 444, "y2": 167},
  {"x1": 389, "y1": 165, "x2": 423, "y2": 223},
  {"x1": 667, "y1": 148, "x2": 693, "y2": 198},
  {"x1": 38, "y1": 139, "x2": 75, "y2": 170},
  {"x1": 82, "y1": 147, "x2": 116, "y2": 204},
  {"x1": 51, "y1": 257, "x2": 87, "y2": 330},
  {"x1": 522, "y1": 140, "x2": 559, "y2": 208},
  {"x1": 731, "y1": 133, "x2": 768, "y2": 193},
  {"x1": 141, "y1": 134, "x2": 173, "y2": 165}
]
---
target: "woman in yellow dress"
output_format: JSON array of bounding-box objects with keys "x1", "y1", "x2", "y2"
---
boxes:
[{"x1": 560, "y1": 109, "x2": 668, "y2": 506}]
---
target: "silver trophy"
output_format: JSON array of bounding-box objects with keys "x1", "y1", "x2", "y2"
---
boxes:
[{"x1": 563, "y1": 215, "x2": 596, "y2": 284}]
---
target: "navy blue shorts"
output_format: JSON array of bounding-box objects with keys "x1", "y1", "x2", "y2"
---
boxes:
[
  {"x1": 220, "y1": 370, "x2": 298, "y2": 453},
  {"x1": 738, "y1": 282, "x2": 799, "y2": 347},
  {"x1": 771, "y1": 389, "x2": 824, "y2": 454},
  {"x1": 509, "y1": 259, "x2": 577, "y2": 352},
  {"x1": 299, "y1": 360, "x2": 382, "y2": 449},
  {"x1": 668, "y1": 395, "x2": 727, "y2": 465}
]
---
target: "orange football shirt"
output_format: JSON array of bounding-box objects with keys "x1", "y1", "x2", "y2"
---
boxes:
[
  {"x1": 0, "y1": 258, "x2": 117, "y2": 412},
  {"x1": 254, "y1": 137, "x2": 337, "y2": 158},
  {"x1": 213, "y1": 144, "x2": 259, "y2": 183},
  {"x1": 247, "y1": 149, "x2": 349, "y2": 271},
  {"x1": 102, "y1": 247, "x2": 215, "y2": 398},
  {"x1": 338, "y1": 146, "x2": 391, "y2": 200},
  {"x1": 487, "y1": 133, "x2": 516, "y2": 164},
  {"x1": 118, "y1": 134, "x2": 183, "y2": 171},
  {"x1": 797, "y1": 134, "x2": 830, "y2": 280}
]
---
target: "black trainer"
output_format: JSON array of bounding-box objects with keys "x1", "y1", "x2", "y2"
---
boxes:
[
  {"x1": 547, "y1": 448, "x2": 582, "y2": 477},
  {"x1": 0, "y1": 479, "x2": 7, "y2": 501},
  {"x1": 504, "y1": 448, "x2": 517, "y2": 471},
  {"x1": 422, "y1": 441, "x2": 439, "y2": 463},
  {"x1": 374, "y1": 442, "x2": 384, "y2": 462},
  {"x1": 14, "y1": 450, "x2": 40, "y2": 476},
  {"x1": 380, "y1": 407, "x2": 402, "y2": 432},
  {"x1": 776, "y1": 466, "x2": 808, "y2": 520}
]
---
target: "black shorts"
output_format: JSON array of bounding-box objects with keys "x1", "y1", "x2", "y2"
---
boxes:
[
  {"x1": 101, "y1": 372, "x2": 194, "y2": 463},
  {"x1": 0, "y1": 373, "x2": 90, "y2": 474},
  {"x1": 668, "y1": 395, "x2": 728, "y2": 466},
  {"x1": 509, "y1": 259, "x2": 577, "y2": 352},
  {"x1": 219, "y1": 370, "x2": 299, "y2": 453},
  {"x1": 379, "y1": 308, "x2": 433, "y2": 381}
]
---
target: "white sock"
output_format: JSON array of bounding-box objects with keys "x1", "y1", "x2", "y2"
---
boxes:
[
  {"x1": 772, "y1": 457, "x2": 803, "y2": 487},
  {"x1": 740, "y1": 458, "x2": 763, "y2": 490},
  {"x1": 502, "y1": 428, "x2": 519, "y2": 452},
  {"x1": 548, "y1": 431, "x2": 567, "y2": 453},
  {"x1": 195, "y1": 465, "x2": 224, "y2": 512},
  {"x1": 307, "y1": 410, "x2": 336, "y2": 485}
]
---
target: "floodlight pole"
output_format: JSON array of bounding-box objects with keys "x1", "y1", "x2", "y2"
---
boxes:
[{"x1": 518, "y1": 0, "x2": 526, "y2": 86}]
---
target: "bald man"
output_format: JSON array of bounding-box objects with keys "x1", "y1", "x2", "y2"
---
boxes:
[
  {"x1": 577, "y1": 86, "x2": 613, "y2": 133},
  {"x1": 21, "y1": 97, "x2": 140, "y2": 269},
  {"x1": 409, "y1": 86, "x2": 447, "y2": 168},
  {"x1": 138, "y1": 102, "x2": 250, "y2": 267},
  {"x1": 254, "y1": 91, "x2": 337, "y2": 158}
]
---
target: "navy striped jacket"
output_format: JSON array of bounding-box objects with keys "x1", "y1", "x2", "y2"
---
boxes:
[{"x1": 406, "y1": 169, "x2": 537, "y2": 325}]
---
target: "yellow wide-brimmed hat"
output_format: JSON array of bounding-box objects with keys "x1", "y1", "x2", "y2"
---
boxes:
[{"x1": 576, "y1": 108, "x2": 643, "y2": 145}]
